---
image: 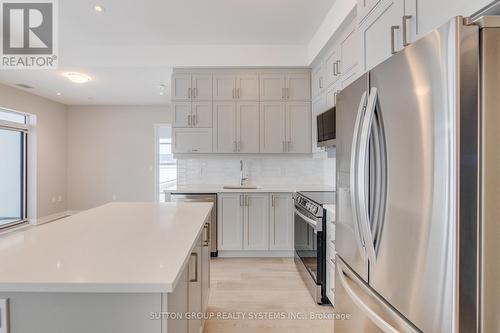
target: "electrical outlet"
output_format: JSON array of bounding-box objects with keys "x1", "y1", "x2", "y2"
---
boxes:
[{"x1": 0, "y1": 299, "x2": 9, "y2": 333}]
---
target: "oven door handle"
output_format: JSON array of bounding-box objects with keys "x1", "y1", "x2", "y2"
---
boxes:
[{"x1": 294, "y1": 208, "x2": 320, "y2": 231}]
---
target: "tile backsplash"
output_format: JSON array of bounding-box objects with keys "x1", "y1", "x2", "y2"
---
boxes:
[{"x1": 176, "y1": 155, "x2": 335, "y2": 187}]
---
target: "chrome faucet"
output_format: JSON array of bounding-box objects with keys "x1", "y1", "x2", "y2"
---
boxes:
[{"x1": 240, "y1": 160, "x2": 249, "y2": 186}]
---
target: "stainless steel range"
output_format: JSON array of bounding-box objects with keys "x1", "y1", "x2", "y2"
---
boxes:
[{"x1": 293, "y1": 191, "x2": 334, "y2": 305}]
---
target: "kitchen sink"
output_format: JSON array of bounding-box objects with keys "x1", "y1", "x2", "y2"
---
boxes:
[{"x1": 223, "y1": 185, "x2": 260, "y2": 189}]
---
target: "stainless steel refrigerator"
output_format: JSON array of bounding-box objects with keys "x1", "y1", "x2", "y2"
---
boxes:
[{"x1": 334, "y1": 16, "x2": 499, "y2": 333}]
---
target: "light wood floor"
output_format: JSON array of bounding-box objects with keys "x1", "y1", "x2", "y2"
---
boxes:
[{"x1": 204, "y1": 258, "x2": 335, "y2": 333}]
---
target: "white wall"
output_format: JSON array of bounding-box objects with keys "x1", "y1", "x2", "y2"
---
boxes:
[
  {"x1": 0, "y1": 84, "x2": 67, "y2": 220},
  {"x1": 66, "y1": 105, "x2": 170, "y2": 211}
]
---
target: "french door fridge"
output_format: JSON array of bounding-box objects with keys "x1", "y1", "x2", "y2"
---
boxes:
[{"x1": 335, "y1": 16, "x2": 499, "y2": 333}]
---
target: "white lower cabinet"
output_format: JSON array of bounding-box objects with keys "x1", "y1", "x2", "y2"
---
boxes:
[
  {"x1": 244, "y1": 193, "x2": 269, "y2": 250},
  {"x1": 269, "y1": 193, "x2": 293, "y2": 251},
  {"x1": 172, "y1": 128, "x2": 213, "y2": 153},
  {"x1": 188, "y1": 236, "x2": 202, "y2": 333},
  {"x1": 218, "y1": 193, "x2": 294, "y2": 254}
]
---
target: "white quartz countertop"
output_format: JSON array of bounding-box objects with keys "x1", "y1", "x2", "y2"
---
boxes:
[
  {"x1": 165, "y1": 184, "x2": 335, "y2": 194},
  {"x1": 0, "y1": 202, "x2": 212, "y2": 293}
]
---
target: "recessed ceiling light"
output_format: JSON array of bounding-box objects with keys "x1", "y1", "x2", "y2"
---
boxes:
[
  {"x1": 64, "y1": 72, "x2": 91, "y2": 84},
  {"x1": 159, "y1": 91, "x2": 165, "y2": 96},
  {"x1": 56, "y1": 92, "x2": 62, "y2": 96},
  {"x1": 94, "y1": 5, "x2": 105, "y2": 13}
]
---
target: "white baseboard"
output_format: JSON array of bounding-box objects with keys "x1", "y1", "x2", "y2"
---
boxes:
[
  {"x1": 218, "y1": 250, "x2": 294, "y2": 258},
  {"x1": 31, "y1": 210, "x2": 80, "y2": 226}
]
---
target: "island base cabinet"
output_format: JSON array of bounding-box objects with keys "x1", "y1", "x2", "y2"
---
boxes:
[
  {"x1": 0, "y1": 292, "x2": 162, "y2": 333},
  {"x1": 0, "y1": 231, "x2": 211, "y2": 333}
]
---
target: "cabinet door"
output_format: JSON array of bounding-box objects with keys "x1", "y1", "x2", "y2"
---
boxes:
[
  {"x1": 192, "y1": 101, "x2": 212, "y2": 128},
  {"x1": 213, "y1": 74, "x2": 236, "y2": 100},
  {"x1": 269, "y1": 193, "x2": 293, "y2": 251},
  {"x1": 326, "y1": 82, "x2": 341, "y2": 110},
  {"x1": 201, "y1": 224, "x2": 210, "y2": 313},
  {"x1": 237, "y1": 102, "x2": 260, "y2": 153},
  {"x1": 172, "y1": 73, "x2": 191, "y2": 101},
  {"x1": 172, "y1": 128, "x2": 213, "y2": 153},
  {"x1": 403, "y1": 0, "x2": 418, "y2": 44},
  {"x1": 260, "y1": 102, "x2": 286, "y2": 153},
  {"x1": 311, "y1": 64, "x2": 324, "y2": 98},
  {"x1": 324, "y1": 47, "x2": 340, "y2": 87},
  {"x1": 188, "y1": 236, "x2": 202, "y2": 333},
  {"x1": 339, "y1": 26, "x2": 360, "y2": 76},
  {"x1": 358, "y1": 0, "x2": 382, "y2": 21},
  {"x1": 286, "y1": 102, "x2": 311, "y2": 154},
  {"x1": 360, "y1": 0, "x2": 404, "y2": 71},
  {"x1": 213, "y1": 102, "x2": 237, "y2": 153},
  {"x1": 236, "y1": 74, "x2": 259, "y2": 101},
  {"x1": 172, "y1": 102, "x2": 192, "y2": 128},
  {"x1": 244, "y1": 193, "x2": 269, "y2": 251},
  {"x1": 286, "y1": 72, "x2": 311, "y2": 101},
  {"x1": 260, "y1": 73, "x2": 285, "y2": 101},
  {"x1": 312, "y1": 94, "x2": 327, "y2": 154},
  {"x1": 218, "y1": 194, "x2": 244, "y2": 250},
  {"x1": 192, "y1": 73, "x2": 212, "y2": 100}
]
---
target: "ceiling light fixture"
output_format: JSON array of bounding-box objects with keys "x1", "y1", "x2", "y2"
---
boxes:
[
  {"x1": 94, "y1": 5, "x2": 105, "y2": 13},
  {"x1": 159, "y1": 91, "x2": 165, "y2": 96},
  {"x1": 56, "y1": 92, "x2": 62, "y2": 96},
  {"x1": 64, "y1": 72, "x2": 91, "y2": 84}
]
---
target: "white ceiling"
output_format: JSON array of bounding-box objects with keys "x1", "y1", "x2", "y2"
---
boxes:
[{"x1": 0, "y1": 0, "x2": 337, "y2": 105}]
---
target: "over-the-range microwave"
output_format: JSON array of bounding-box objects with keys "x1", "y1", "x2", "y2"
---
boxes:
[{"x1": 316, "y1": 106, "x2": 336, "y2": 147}]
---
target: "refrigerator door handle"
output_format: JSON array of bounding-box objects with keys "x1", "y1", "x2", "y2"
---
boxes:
[
  {"x1": 357, "y1": 87, "x2": 379, "y2": 263},
  {"x1": 337, "y1": 259, "x2": 401, "y2": 333},
  {"x1": 349, "y1": 91, "x2": 368, "y2": 261}
]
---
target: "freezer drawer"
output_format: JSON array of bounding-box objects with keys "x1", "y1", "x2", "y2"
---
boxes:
[{"x1": 334, "y1": 256, "x2": 420, "y2": 333}]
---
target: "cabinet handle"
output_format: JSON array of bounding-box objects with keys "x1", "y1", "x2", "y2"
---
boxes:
[
  {"x1": 336, "y1": 60, "x2": 341, "y2": 76},
  {"x1": 287, "y1": 141, "x2": 291, "y2": 152},
  {"x1": 237, "y1": 141, "x2": 241, "y2": 152},
  {"x1": 203, "y1": 223, "x2": 210, "y2": 247},
  {"x1": 188, "y1": 88, "x2": 191, "y2": 98},
  {"x1": 334, "y1": 91, "x2": 338, "y2": 105},
  {"x1": 271, "y1": 195, "x2": 275, "y2": 207},
  {"x1": 282, "y1": 141, "x2": 286, "y2": 152},
  {"x1": 193, "y1": 114, "x2": 197, "y2": 126},
  {"x1": 333, "y1": 62, "x2": 338, "y2": 76},
  {"x1": 282, "y1": 87, "x2": 285, "y2": 99},
  {"x1": 319, "y1": 77, "x2": 323, "y2": 89},
  {"x1": 246, "y1": 196, "x2": 250, "y2": 207},
  {"x1": 286, "y1": 87, "x2": 290, "y2": 99},
  {"x1": 238, "y1": 88, "x2": 241, "y2": 99},
  {"x1": 402, "y1": 15, "x2": 412, "y2": 47},
  {"x1": 189, "y1": 252, "x2": 198, "y2": 282},
  {"x1": 390, "y1": 25, "x2": 400, "y2": 55},
  {"x1": 232, "y1": 88, "x2": 235, "y2": 99},
  {"x1": 188, "y1": 115, "x2": 192, "y2": 126},
  {"x1": 234, "y1": 141, "x2": 237, "y2": 152},
  {"x1": 240, "y1": 195, "x2": 243, "y2": 206}
]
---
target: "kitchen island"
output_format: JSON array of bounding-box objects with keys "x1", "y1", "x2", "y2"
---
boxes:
[{"x1": 0, "y1": 202, "x2": 212, "y2": 333}]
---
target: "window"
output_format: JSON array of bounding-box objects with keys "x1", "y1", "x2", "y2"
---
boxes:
[
  {"x1": 157, "y1": 126, "x2": 176, "y2": 202},
  {"x1": 0, "y1": 109, "x2": 28, "y2": 229}
]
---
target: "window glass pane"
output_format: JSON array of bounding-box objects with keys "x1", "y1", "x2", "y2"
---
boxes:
[
  {"x1": 0, "y1": 129, "x2": 24, "y2": 227},
  {"x1": 0, "y1": 109, "x2": 26, "y2": 124}
]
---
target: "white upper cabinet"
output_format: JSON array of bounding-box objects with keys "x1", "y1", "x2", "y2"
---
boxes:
[
  {"x1": 339, "y1": 26, "x2": 360, "y2": 76},
  {"x1": 324, "y1": 47, "x2": 341, "y2": 87},
  {"x1": 286, "y1": 73, "x2": 311, "y2": 101},
  {"x1": 311, "y1": 64, "x2": 324, "y2": 99},
  {"x1": 172, "y1": 128, "x2": 213, "y2": 154},
  {"x1": 260, "y1": 102, "x2": 286, "y2": 153},
  {"x1": 260, "y1": 73, "x2": 286, "y2": 101},
  {"x1": 172, "y1": 102, "x2": 192, "y2": 128},
  {"x1": 172, "y1": 73, "x2": 191, "y2": 101},
  {"x1": 358, "y1": 0, "x2": 382, "y2": 21},
  {"x1": 285, "y1": 102, "x2": 311, "y2": 154},
  {"x1": 236, "y1": 74, "x2": 259, "y2": 101},
  {"x1": 359, "y1": 0, "x2": 404, "y2": 71},
  {"x1": 213, "y1": 102, "x2": 237, "y2": 153},
  {"x1": 191, "y1": 74, "x2": 212, "y2": 100},
  {"x1": 237, "y1": 102, "x2": 260, "y2": 153},
  {"x1": 326, "y1": 82, "x2": 341, "y2": 110},
  {"x1": 269, "y1": 193, "x2": 293, "y2": 251},
  {"x1": 244, "y1": 193, "x2": 269, "y2": 251},
  {"x1": 191, "y1": 102, "x2": 212, "y2": 128},
  {"x1": 213, "y1": 74, "x2": 236, "y2": 100},
  {"x1": 172, "y1": 73, "x2": 212, "y2": 101}
]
